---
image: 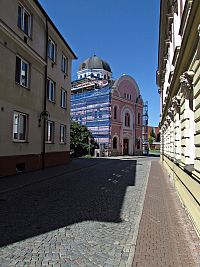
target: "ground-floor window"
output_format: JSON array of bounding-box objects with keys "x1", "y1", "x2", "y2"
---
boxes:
[
  {"x1": 46, "y1": 120, "x2": 54, "y2": 143},
  {"x1": 13, "y1": 111, "x2": 28, "y2": 141}
]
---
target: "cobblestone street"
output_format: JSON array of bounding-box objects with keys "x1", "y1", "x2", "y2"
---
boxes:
[{"x1": 0, "y1": 157, "x2": 151, "y2": 267}]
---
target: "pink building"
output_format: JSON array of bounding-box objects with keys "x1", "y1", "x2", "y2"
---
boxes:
[
  {"x1": 71, "y1": 55, "x2": 143, "y2": 156},
  {"x1": 111, "y1": 75, "x2": 143, "y2": 155}
]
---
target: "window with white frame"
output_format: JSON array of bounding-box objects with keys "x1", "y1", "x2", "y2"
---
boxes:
[
  {"x1": 61, "y1": 88, "x2": 67, "y2": 108},
  {"x1": 48, "y1": 38, "x2": 56, "y2": 61},
  {"x1": 61, "y1": 54, "x2": 68, "y2": 74},
  {"x1": 46, "y1": 120, "x2": 54, "y2": 143},
  {"x1": 15, "y1": 56, "x2": 29, "y2": 88},
  {"x1": 60, "y1": 124, "x2": 66, "y2": 143},
  {"x1": 13, "y1": 111, "x2": 28, "y2": 141},
  {"x1": 47, "y1": 79, "x2": 55, "y2": 102},
  {"x1": 18, "y1": 4, "x2": 31, "y2": 36}
]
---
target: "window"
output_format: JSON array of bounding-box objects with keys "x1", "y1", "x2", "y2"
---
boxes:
[
  {"x1": 125, "y1": 112, "x2": 130, "y2": 127},
  {"x1": 13, "y1": 111, "x2": 28, "y2": 141},
  {"x1": 114, "y1": 106, "x2": 117, "y2": 120},
  {"x1": 113, "y1": 137, "x2": 117, "y2": 149},
  {"x1": 60, "y1": 124, "x2": 66, "y2": 143},
  {"x1": 61, "y1": 54, "x2": 68, "y2": 74},
  {"x1": 47, "y1": 79, "x2": 55, "y2": 102},
  {"x1": 48, "y1": 38, "x2": 56, "y2": 61},
  {"x1": 15, "y1": 56, "x2": 29, "y2": 88},
  {"x1": 61, "y1": 88, "x2": 67, "y2": 108},
  {"x1": 138, "y1": 113, "x2": 140, "y2": 125},
  {"x1": 99, "y1": 110, "x2": 102, "y2": 118},
  {"x1": 46, "y1": 120, "x2": 54, "y2": 143},
  {"x1": 18, "y1": 4, "x2": 31, "y2": 36}
]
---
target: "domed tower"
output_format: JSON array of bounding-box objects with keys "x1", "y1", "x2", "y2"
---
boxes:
[{"x1": 77, "y1": 55, "x2": 112, "y2": 81}]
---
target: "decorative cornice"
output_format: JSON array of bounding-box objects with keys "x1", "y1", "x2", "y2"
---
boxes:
[
  {"x1": 179, "y1": 71, "x2": 195, "y2": 94},
  {"x1": 172, "y1": 96, "x2": 181, "y2": 109}
]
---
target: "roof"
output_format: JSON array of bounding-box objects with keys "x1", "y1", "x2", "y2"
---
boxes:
[
  {"x1": 34, "y1": 0, "x2": 77, "y2": 59},
  {"x1": 78, "y1": 55, "x2": 111, "y2": 72}
]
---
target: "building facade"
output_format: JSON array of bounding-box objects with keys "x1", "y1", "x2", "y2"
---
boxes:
[
  {"x1": 157, "y1": 0, "x2": 200, "y2": 236},
  {"x1": 71, "y1": 55, "x2": 143, "y2": 156},
  {"x1": 0, "y1": 0, "x2": 76, "y2": 176}
]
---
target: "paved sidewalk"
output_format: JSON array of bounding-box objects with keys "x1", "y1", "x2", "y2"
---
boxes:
[{"x1": 132, "y1": 160, "x2": 200, "y2": 267}]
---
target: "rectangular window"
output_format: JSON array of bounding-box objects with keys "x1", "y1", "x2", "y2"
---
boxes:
[
  {"x1": 48, "y1": 38, "x2": 56, "y2": 61},
  {"x1": 60, "y1": 124, "x2": 66, "y2": 143},
  {"x1": 61, "y1": 88, "x2": 67, "y2": 108},
  {"x1": 47, "y1": 79, "x2": 55, "y2": 102},
  {"x1": 18, "y1": 4, "x2": 31, "y2": 36},
  {"x1": 13, "y1": 111, "x2": 28, "y2": 141},
  {"x1": 15, "y1": 56, "x2": 29, "y2": 88},
  {"x1": 61, "y1": 54, "x2": 68, "y2": 74},
  {"x1": 45, "y1": 120, "x2": 54, "y2": 143}
]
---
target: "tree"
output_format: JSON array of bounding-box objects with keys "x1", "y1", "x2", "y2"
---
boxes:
[
  {"x1": 70, "y1": 121, "x2": 98, "y2": 157},
  {"x1": 150, "y1": 128, "x2": 156, "y2": 139},
  {"x1": 148, "y1": 136, "x2": 154, "y2": 146}
]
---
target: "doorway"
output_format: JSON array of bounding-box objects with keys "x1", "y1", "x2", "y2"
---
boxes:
[{"x1": 123, "y1": 138, "x2": 129, "y2": 155}]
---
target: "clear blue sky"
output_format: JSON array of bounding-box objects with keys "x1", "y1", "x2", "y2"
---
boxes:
[{"x1": 40, "y1": 0, "x2": 160, "y2": 127}]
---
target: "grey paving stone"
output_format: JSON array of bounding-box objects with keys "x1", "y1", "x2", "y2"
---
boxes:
[{"x1": 0, "y1": 157, "x2": 151, "y2": 267}]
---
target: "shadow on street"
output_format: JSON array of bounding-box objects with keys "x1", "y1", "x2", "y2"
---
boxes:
[{"x1": 0, "y1": 158, "x2": 137, "y2": 247}]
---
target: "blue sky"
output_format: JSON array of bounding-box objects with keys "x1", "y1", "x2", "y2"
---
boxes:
[{"x1": 40, "y1": 0, "x2": 160, "y2": 126}]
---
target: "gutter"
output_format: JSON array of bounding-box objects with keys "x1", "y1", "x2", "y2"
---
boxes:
[{"x1": 41, "y1": 17, "x2": 48, "y2": 169}]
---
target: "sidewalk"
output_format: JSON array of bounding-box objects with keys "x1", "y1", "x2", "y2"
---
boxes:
[{"x1": 132, "y1": 160, "x2": 200, "y2": 267}]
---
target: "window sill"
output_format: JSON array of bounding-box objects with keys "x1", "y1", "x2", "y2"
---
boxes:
[
  {"x1": 18, "y1": 27, "x2": 32, "y2": 40},
  {"x1": 59, "y1": 142, "x2": 66, "y2": 145},
  {"x1": 15, "y1": 82, "x2": 30, "y2": 90},
  {"x1": 61, "y1": 106, "x2": 67, "y2": 110},
  {"x1": 48, "y1": 57, "x2": 56, "y2": 65},
  {"x1": 45, "y1": 141, "x2": 54, "y2": 144},
  {"x1": 47, "y1": 99, "x2": 56, "y2": 104},
  {"x1": 13, "y1": 140, "x2": 28, "y2": 143}
]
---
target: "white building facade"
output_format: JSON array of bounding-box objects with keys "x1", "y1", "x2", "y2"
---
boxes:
[{"x1": 157, "y1": 0, "x2": 200, "y2": 237}]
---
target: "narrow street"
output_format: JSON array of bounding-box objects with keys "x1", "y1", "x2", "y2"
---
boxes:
[{"x1": 0, "y1": 157, "x2": 151, "y2": 266}]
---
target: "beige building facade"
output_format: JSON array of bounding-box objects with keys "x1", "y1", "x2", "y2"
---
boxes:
[
  {"x1": 157, "y1": 0, "x2": 200, "y2": 237},
  {"x1": 0, "y1": 0, "x2": 76, "y2": 176}
]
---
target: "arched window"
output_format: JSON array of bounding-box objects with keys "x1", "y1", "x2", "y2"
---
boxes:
[
  {"x1": 113, "y1": 137, "x2": 117, "y2": 149},
  {"x1": 138, "y1": 113, "x2": 140, "y2": 125},
  {"x1": 114, "y1": 106, "x2": 117, "y2": 120},
  {"x1": 125, "y1": 112, "x2": 130, "y2": 127}
]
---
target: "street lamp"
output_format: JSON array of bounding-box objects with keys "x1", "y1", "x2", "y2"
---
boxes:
[{"x1": 38, "y1": 110, "x2": 50, "y2": 127}]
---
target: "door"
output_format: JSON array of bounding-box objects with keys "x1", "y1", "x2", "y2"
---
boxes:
[{"x1": 123, "y1": 138, "x2": 129, "y2": 155}]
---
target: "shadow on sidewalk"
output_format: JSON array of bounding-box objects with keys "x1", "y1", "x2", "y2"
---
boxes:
[{"x1": 0, "y1": 157, "x2": 137, "y2": 247}]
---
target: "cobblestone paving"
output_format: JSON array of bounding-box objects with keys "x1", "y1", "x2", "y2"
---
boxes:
[{"x1": 0, "y1": 157, "x2": 151, "y2": 267}]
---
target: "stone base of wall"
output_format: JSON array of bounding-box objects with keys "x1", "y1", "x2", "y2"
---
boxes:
[
  {"x1": 0, "y1": 151, "x2": 70, "y2": 177},
  {"x1": 161, "y1": 155, "x2": 200, "y2": 238}
]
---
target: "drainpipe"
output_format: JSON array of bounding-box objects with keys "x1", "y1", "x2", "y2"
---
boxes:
[{"x1": 42, "y1": 17, "x2": 48, "y2": 169}]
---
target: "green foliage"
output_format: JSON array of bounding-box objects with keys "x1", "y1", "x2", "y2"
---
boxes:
[
  {"x1": 70, "y1": 121, "x2": 98, "y2": 157},
  {"x1": 148, "y1": 136, "x2": 154, "y2": 145},
  {"x1": 150, "y1": 128, "x2": 156, "y2": 139}
]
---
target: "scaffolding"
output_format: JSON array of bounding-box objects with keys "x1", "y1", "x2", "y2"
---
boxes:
[
  {"x1": 71, "y1": 86, "x2": 112, "y2": 149},
  {"x1": 142, "y1": 101, "x2": 149, "y2": 154}
]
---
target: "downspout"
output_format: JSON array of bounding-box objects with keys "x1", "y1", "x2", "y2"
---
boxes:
[{"x1": 42, "y1": 17, "x2": 48, "y2": 169}]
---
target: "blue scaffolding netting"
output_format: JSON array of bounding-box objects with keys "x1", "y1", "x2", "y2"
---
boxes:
[{"x1": 71, "y1": 87, "x2": 112, "y2": 145}]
